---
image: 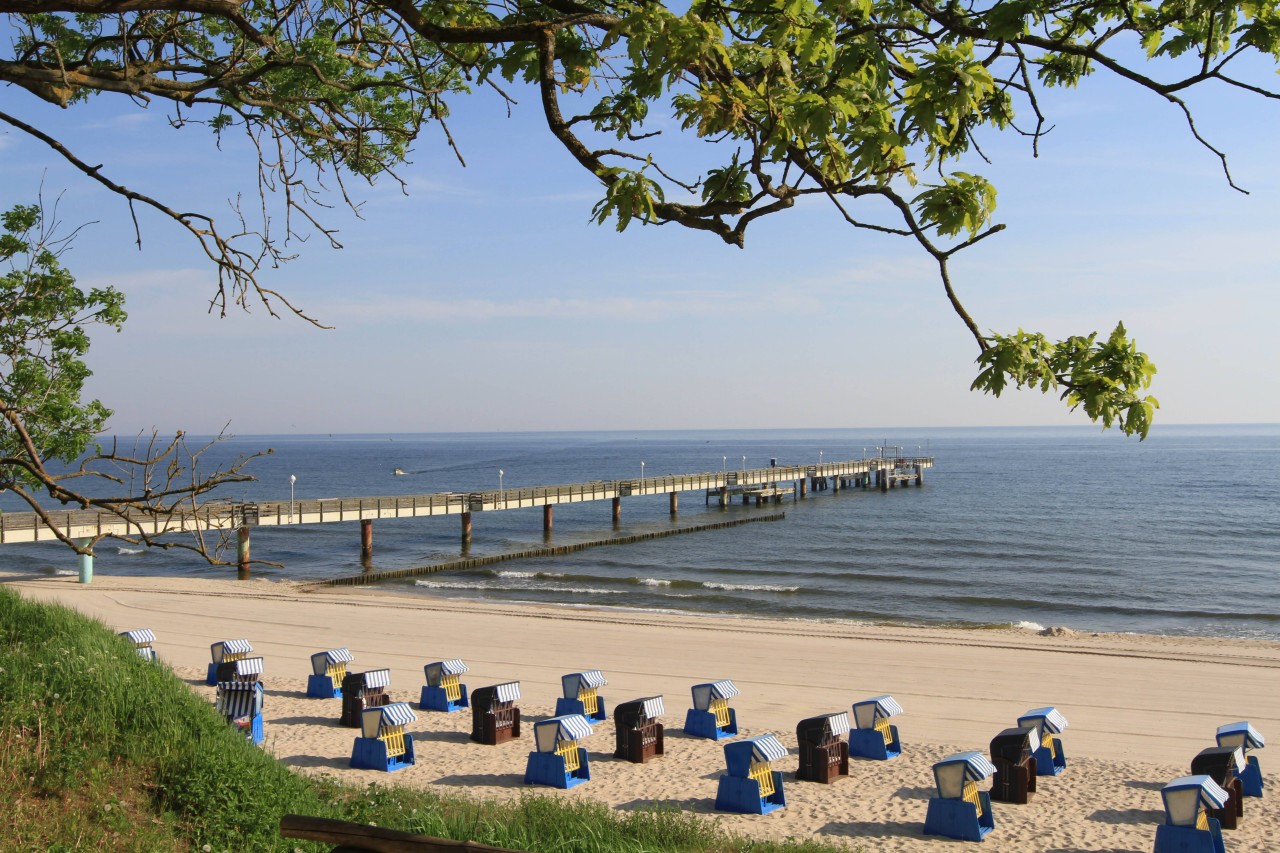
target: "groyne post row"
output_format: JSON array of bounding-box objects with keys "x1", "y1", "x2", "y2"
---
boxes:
[
  {"x1": 306, "y1": 513, "x2": 788, "y2": 589},
  {"x1": 0, "y1": 455, "x2": 932, "y2": 580}
]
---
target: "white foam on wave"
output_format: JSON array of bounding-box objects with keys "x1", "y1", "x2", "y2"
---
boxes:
[
  {"x1": 415, "y1": 580, "x2": 492, "y2": 590},
  {"x1": 115, "y1": 547, "x2": 144, "y2": 556},
  {"x1": 415, "y1": 579, "x2": 622, "y2": 595},
  {"x1": 703, "y1": 582, "x2": 799, "y2": 593},
  {"x1": 1012, "y1": 620, "x2": 1047, "y2": 632},
  {"x1": 637, "y1": 578, "x2": 671, "y2": 587},
  {"x1": 495, "y1": 570, "x2": 564, "y2": 579}
]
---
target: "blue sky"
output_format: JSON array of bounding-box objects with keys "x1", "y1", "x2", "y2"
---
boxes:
[{"x1": 2, "y1": 43, "x2": 1278, "y2": 435}]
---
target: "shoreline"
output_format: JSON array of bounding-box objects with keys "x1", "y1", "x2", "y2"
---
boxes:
[{"x1": 5, "y1": 572, "x2": 1277, "y2": 851}]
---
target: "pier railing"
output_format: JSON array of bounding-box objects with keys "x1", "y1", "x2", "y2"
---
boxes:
[{"x1": 0, "y1": 456, "x2": 932, "y2": 544}]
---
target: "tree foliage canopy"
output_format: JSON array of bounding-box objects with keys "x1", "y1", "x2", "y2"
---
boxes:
[{"x1": 4, "y1": 0, "x2": 1274, "y2": 436}]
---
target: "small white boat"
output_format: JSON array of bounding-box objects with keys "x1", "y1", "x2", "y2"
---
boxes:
[{"x1": 393, "y1": 468, "x2": 407, "y2": 476}]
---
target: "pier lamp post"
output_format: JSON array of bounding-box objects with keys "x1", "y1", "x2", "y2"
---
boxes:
[
  {"x1": 289, "y1": 474, "x2": 296, "y2": 523},
  {"x1": 722, "y1": 455, "x2": 727, "y2": 472},
  {"x1": 499, "y1": 469, "x2": 504, "y2": 508},
  {"x1": 819, "y1": 450, "x2": 823, "y2": 467},
  {"x1": 741, "y1": 455, "x2": 746, "y2": 471},
  {"x1": 640, "y1": 460, "x2": 645, "y2": 483}
]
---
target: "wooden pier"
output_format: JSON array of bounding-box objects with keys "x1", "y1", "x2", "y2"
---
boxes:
[{"x1": 0, "y1": 453, "x2": 933, "y2": 576}]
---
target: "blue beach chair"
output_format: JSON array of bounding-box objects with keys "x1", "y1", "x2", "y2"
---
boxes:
[
  {"x1": 1215, "y1": 721, "x2": 1265, "y2": 797},
  {"x1": 1152, "y1": 775, "x2": 1229, "y2": 853},
  {"x1": 118, "y1": 628, "x2": 157, "y2": 662},
  {"x1": 555, "y1": 670, "x2": 608, "y2": 722},
  {"x1": 215, "y1": 680, "x2": 265, "y2": 745},
  {"x1": 420, "y1": 659, "x2": 470, "y2": 712},
  {"x1": 206, "y1": 638, "x2": 252, "y2": 685},
  {"x1": 923, "y1": 751, "x2": 997, "y2": 842},
  {"x1": 850, "y1": 695, "x2": 903, "y2": 759},
  {"x1": 525, "y1": 714, "x2": 594, "y2": 788},
  {"x1": 307, "y1": 648, "x2": 353, "y2": 698},
  {"x1": 1017, "y1": 706, "x2": 1067, "y2": 776},
  {"x1": 715, "y1": 734, "x2": 788, "y2": 814},
  {"x1": 351, "y1": 702, "x2": 417, "y2": 772},
  {"x1": 685, "y1": 680, "x2": 739, "y2": 740}
]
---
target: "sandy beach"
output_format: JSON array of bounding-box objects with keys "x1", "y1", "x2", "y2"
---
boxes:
[{"x1": 6, "y1": 572, "x2": 1277, "y2": 852}]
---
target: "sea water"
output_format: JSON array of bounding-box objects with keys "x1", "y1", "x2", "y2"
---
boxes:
[{"x1": 2, "y1": 425, "x2": 1277, "y2": 640}]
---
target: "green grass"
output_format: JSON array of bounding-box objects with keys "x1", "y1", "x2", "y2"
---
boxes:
[{"x1": 0, "y1": 587, "x2": 859, "y2": 852}]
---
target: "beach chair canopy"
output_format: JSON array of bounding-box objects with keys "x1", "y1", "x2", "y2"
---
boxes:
[
  {"x1": 533, "y1": 714, "x2": 594, "y2": 752},
  {"x1": 310, "y1": 648, "x2": 353, "y2": 675},
  {"x1": 216, "y1": 680, "x2": 264, "y2": 718},
  {"x1": 1161, "y1": 775, "x2": 1230, "y2": 827},
  {"x1": 561, "y1": 670, "x2": 608, "y2": 697},
  {"x1": 1018, "y1": 706, "x2": 1068, "y2": 735},
  {"x1": 803, "y1": 712, "x2": 851, "y2": 741},
  {"x1": 210, "y1": 639, "x2": 252, "y2": 663},
  {"x1": 745, "y1": 734, "x2": 788, "y2": 764},
  {"x1": 1192, "y1": 746, "x2": 1245, "y2": 778},
  {"x1": 1216, "y1": 721, "x2": 1265, "y2": 752},
  {"x1": 360, "y1": 702, "x2": 418, "y2": 739},
  {"x1": 933, "y1": 752, "x2": 997, "y2": 799},
  {"x1": 424, "y1": 659, "x2": 468, "y2": 684},
  {"x1": 852, "y1": 696, "x2": 903, "y2": 729},
  {"x1": 493, "y1": 681, "x2": 521, "y2": 703},
  {"x1": 120, "y1": 628, "x2": 155, "y2": 645},
  {"x1": 616, "y1": 696, "x2": 664, "y2": 726},
  {"x1": 990, "y1": 727, "x2": 1037, "y2": 764},
  {"x1": 691, "y1": 680, "x2": 739, "y2": 710},
  {"x1": 229, "y1": 657, "x2": 264, "y2": 677},
  {"x1": 360, "y1": 668, "x2": 392, "y2": 690}
]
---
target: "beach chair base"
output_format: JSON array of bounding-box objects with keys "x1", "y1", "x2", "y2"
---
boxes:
[
  {"x1": 1032, "y1": 741, "x2": 1066, "y2": 776},
  {"x1": 615, "y1": 724, "x2": 664, "y2": 763},
  {"x1": 923, "y1": 795, "x2": 995, "y2": 842},
  {"x1": 206, "y1": 663, "x2": 220, "y2": 686},
  {"x1": 849, "y1": 726, "x2": 900, "y2": 760},
  {"x1": 555, "y1": 696, "x2": 607, "y2": 723},
  {"x1": 307, "y1": 674, "x2": 341, "y2": 699},
  {"x1": 991, "y1": 757, "x2": 1036, "y2": 804},
  {"x1": 524, "y1": 749, "x2": 590, "y2": 789},
  {"x1": 796, "y1": 741, "x2": 848, "y2": 783},
  {"x1": 228, "y1": 713, "x2": 264, "y2": 746},
  {"x1": 350, "y1": 735, "x2": 416, "y2": 772},
  {"x1": 715, "y1": 773, "x2": 786, "y2": 814},
  {"x1": 1240, "y1": 757, "x2": 1263, "y2": 798},
  {"x1": 684, "y1": 708, "x2": 738, "y2": 741},
  {"x1": 1152, "y1": 821, "x2": 1226, "y2": 853},
  {"x1": 420, "y1": 684, "x2": 469, "y2": 713}
]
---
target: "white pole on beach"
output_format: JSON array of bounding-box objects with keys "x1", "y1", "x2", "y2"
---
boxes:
[
  {"x1": 640, "y1": 460, "x2": 645, "y2": 484},
  {"x1": 819, "y1": 450, "x2": 823, "y2": 467},
  {"x1": 499, "y1": 469, "x2": 504, "y2": 508},
  {"x1": 722, "y1": 455, "x2": 726, "y2": 472},
  {"x1": 289, "y1": 474, "x2": 296, "y2": 523}
]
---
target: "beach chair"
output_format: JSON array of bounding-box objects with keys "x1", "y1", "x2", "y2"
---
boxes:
[
  {"x1": 350, "y1": 702, "x2": 417, "y2": 772},
  {"x1": 340, "y1": 669, "x2": 391, "y2": 727},
  {"x1": 795, "y1": 712, "x2": 849, "y2": 783},
  {"x1": 470, "y1": 682, "x2": 521, "y2": 744},
  {"x1": 1152, "y1": 775, "x2": 1229, "y2": 853},
  {"x1": 307, "y1": 648, "x2": 353, "y2": 699},
  {"x1": 989, "y1": 727, "x2": 1038, "y2": 804},
  {"x1": 614, "y1": 696, "x2": 665, "y2": 764},
  {"x1": 555, "y1": 670, "x2": 608, "y2": 722},
  {"x1": 215, "y1": 656, "x2": 264, "y2": 684},
  {"x1": 850, "y1": 695, "x2": 903, "y2": 759},
  {"x1": 1215, "y1": 721, "x2": 1264, "y2": 797},
  {"x1": 1191, "y1": 747, "x2": 1245, "y2": 829},
  {"x1": 215, "y1": 680, "x2": 265, "y2": 745},
  {"x1": 923, "y1": 751, "x2": 997, "y2": 842},
  {"x1": 419, "y1": 659, "x2": 469, "y2": 712},
  {"x1": 119, "y1": 628, "x2": 157, "y2": 662},
  {"x1": 524, "y1": 714, "x2": 594, "y2": 788},
  {"x1": 206, "y1": 638, "x2": 253, "y2": 685},
  {"x1": 684, "y1": 680, "x2": 739, "y2": 740},
  {"x1": 1017, "y1": 706, "x2": 1067, "y2": 776},
  {"x1": 715, "y1": 734, "x2": 788, "y2": 814}
]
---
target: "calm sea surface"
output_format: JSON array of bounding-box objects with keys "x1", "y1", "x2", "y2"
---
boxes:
[{"x1": 4, "y1": 426, "x2": 1278, "y2": 640}]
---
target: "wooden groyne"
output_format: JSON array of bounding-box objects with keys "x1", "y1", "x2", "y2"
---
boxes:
[{"x1": 307, "y1": 512, "x2": 786, "y2": 588}]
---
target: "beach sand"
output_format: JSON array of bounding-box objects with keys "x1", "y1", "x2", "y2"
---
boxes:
[{"x1": 6, "y1": 573, "x2": 1277, "y2": 852}]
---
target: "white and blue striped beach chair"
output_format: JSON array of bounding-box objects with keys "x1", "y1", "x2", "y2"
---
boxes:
[
  {"x1": 1017, "y1": 707, "x2": 1067, "y2": 776},
  {"x1": 351, "y1": 702, "x2": 417, "y2": 772},
  {"x1": 341, "y1": 668, "x2": 392, "y2": 727},
  {"x1": 119, "y1": 628, "x2": 157, "y2": 662},
  {"x1": 923, "y1": 751, "x2": 997, "y2": 841},
  {"x1": 685, "y1": 680, "x2": 740, "y2": 740},
  {"x1": 614, "y1": 696, "x2": 665, "y2": 763},
  {"x1": 420, "y1": 659, "x2": 469, "y2": 712},
  {"x1": 215, "y1": 680, "x2": 265, "y2": 745},
  {"x1": 1153, "y1": 775, "x2": 1229, "y2": 853},
  {"x1": 525, "y1": 714, "x2": 594, "y2": 788},
  {"x1": 1216, "y1": 721, "x2": 1264, "y2": 797},
  {"x1": 307, "y1": 648, "x2": 353, "y2": 699},
  {"x1": 470, "y1": 681, "x2": 521, "y2": 744},
  {"x1": 206, "y1": 638, "x2": 252, "y2": 685},
  {"x1": 555, "y1": 670, "x2": 608, "y2": 722},
  {"x1": 716, "y1": 733, "x2": 788, "y2": 814},
  {"x1": 851, "y1": 695, "x2": 903, "y2": 759}
]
